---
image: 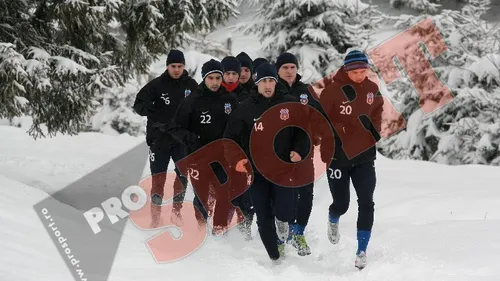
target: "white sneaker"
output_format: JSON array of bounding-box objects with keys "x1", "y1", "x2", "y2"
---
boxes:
[
  {"x1": 275, "y1": 220, "x2": 289, "y2": 242},
  {"x1": 355, "y1": 251, "x2": 367, "y2": 270},
  {"x1": 327, "y1": 221, "x2": 340, "y2": 244}
]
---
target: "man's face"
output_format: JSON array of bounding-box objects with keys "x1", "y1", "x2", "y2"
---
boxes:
[
  {"x1": 205, "y1": 73, "x2": 222, "y2": 91},
  {"x1": 223, "y1": 71, "x2": 239, "y2": 84},
  {"x1": 239, "y1": 67, "x2": 251, "y2": 84},
  {"x1": 257, "y1": 78, "x2": 276, "y2": 98},
  {"x1": 347, "y1": 68, "x2": 368, "y2": 83},
  {"x1": 167, "y1": 63, "x2": 184, "y2": 79},
  {"x1": 278, "y1": 63, "x2": 297, "y2": 85}
]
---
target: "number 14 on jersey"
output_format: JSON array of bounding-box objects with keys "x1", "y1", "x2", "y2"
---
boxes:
[{"x1": 254, "y1": 121, "x2": 264, "y2": 131}]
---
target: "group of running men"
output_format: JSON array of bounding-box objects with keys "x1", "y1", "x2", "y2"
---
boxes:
[{"x1": 133, "y1": 49, "x2": 383, "y2": 269}]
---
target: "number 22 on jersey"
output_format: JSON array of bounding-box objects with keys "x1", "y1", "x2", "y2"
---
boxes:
[{"x1": 200, "y1": 112, "x2": 211, "y2": 124}]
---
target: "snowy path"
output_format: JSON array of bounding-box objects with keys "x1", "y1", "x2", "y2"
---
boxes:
[{"x1": 1, "y1": 126, "x2": 499, "y2": 281}]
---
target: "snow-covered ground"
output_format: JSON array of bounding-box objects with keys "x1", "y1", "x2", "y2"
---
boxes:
[{"x1": 1, "y1": 125, "x2": 499, "y2": 281}]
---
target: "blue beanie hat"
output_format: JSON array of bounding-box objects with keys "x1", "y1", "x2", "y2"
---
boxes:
[
  {"x1": 254, "y1": 63, "x2": 278, "y2": 84},
  {"x1": 275, "y1": 52, "x2": 298, "y2": 71},
  {"x1": 166, "y1": 49, "x2": 185, "y2": 65},
  {"x1": 344, "y1": 50, "x2": 370, "y2": 71},
  {"x1": 221, "y1": 56, "x2": 241, "y2": 75},
  {"x1": 201, "y1": 59, "x2": 224, "y2": 80}
]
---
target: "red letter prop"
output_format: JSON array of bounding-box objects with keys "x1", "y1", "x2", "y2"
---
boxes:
[
  {"x1": 175, "y1": 139, "x2": 250, "y2": 235},
  {"x1": 249, "y1": 102, "x2": 332, "y2": 187},
  {"x1": 318, "y1": 71, "x2": 385, "y2": 160},
  {"x1": 369, "y1": 17, "x2": 454, "y2": 115},
  {"x1": 129, "y1": 171, "x2": 206, "y2": 263}
]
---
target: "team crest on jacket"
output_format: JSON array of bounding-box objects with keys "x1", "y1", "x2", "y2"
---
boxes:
[
  {"x1": 224, "y1": 103, "x2": 232, "y2": 114},
  {"x1": 366, "y1": 92, "x2": 374, "y2": 105},
  {"x1": 299, "y1": 93, "x2": 309, "y2": 105},
  {"x1": 184, "y1": 89, "x2": 191, "y2": 97},
  {"x1": 280, "y1": 108, "x2": 290, "y2": 121}
]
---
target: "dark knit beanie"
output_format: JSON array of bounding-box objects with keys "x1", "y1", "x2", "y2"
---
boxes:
[
  {"x1": 254, "y1": 63, "x2": 278, "y2": 84},
  {"x1": 275, "y1": 52, "x2": 298, "y2": 71},
  {"x1": 201, "y1": 59, "x2": 224, "y2": 80},
  {"x1": 221, "y1": 56, "x2": 241, "y2": 74},
  {"x1": 343, "y1": 50, "x2": 370, "y2": 71},
  {"x1": 253, "y1": 58, "x2": 269, "y2": 72},
  {"x1": 236, "y1": 52, "x2": 254, "y2": 73},
  {"x1": 166, "y1": 49, "x2": 185, "y2": 66}
]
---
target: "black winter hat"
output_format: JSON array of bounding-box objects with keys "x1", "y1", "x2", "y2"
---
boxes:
[
  {"x1": 166, "y1": 49, "x2": 185, "y2": 65},
  {"x1": 201, "y1": 59, "x2": 224, "y2": 80},
  {"x1": 275, "y1": 52, "x2": 298, "y2": 70},
  {"x1": 236, "y1": 52, "x2": 254, "y2": 73},
  {"x1": 254, "y1": 63, "x2": 278, "y2": 84},
  {"x1": 221, "y1": 56, "x2": 241, "y2": 74},
  {"x1": 253, "y1": 58, "x2": 269, "y2": 72}
]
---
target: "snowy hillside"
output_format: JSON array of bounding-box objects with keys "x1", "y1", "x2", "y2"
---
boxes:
[{"x1": 1, "y1": 126, "x2": 499, "y2": 281}]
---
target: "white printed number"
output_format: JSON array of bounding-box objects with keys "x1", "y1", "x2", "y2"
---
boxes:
[
  {"x1": 149, "y1": 149, "x2": 155, "y2": 162},
  {"x1": 163, "y1": 97, "x2": 170, "y2": 105},
  {"x1": 328, "y1": 168, "x2": 342, "y2": 179},
  {"x1": 340, "y1": 105, "x2": 352, "y2": 115},
  {"x1": 253, "y1": 122, "x2": 264, "y2": 131},
  {"x1": 188, "y1": 168, "x2": 199, "y2": 180},
  {"x1": 200, "y1": 114, "x2": 211, "y2": 124}
]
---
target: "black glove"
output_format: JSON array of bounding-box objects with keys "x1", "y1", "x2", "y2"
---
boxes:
[{"x1": 152, "y1": 122, "x2": 167, "y2": 133}]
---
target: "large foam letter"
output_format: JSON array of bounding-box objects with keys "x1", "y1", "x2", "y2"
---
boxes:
[
  {"x1": 129, "y1": 171, "x2": 206, "y2": 263},
  {"x1": 369, "y1": 17, "x2": 454, "y2": 115},
  {"x1": 176, "y1": 139, "x2": 251, "y2": 235},
  {"x1": 249, "y1": 102, "x2": 333, "y2": 187}
]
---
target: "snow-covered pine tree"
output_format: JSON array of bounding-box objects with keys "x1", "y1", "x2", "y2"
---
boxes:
[
  {"x1": 241, "y1": 0, "x2": 384, "y2": 83},
  {"x1": 0, "y1": 0, "x2": 124, "y2": 139},
  {"x1": 389, "y1": 0, "x2": 467, "y2": 14},
  {"x1": 118, "y1": 0, "x2": 240, "y2": 77},
  {"x1": 1, "y1": 0, "x2": 240, "y2": 138},
  {"x1": 390, "y1": 0, "x2": 442, "y2": 13},
  {"x1": 377, "y1": 0, "x2": 500, "y2": 165},
  {"x1": 93, "y1": 0, "x2": 240, "y2": 136}
]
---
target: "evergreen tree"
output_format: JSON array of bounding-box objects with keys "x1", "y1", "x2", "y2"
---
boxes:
[
  {"x1": 377, "y1": 0, "x2": 500, "y2": 165},
  {"x1": 0, "y1": 0, "x2": 240, "y2": 139},
  {"x1": 242, "y1": 0, "x2": 383, "y2": 83},
  {"x1": 390, "y1": 0, "x2": 442, "y2": 13},
  {"x1": 1, "y1": 0, "x2": 124, "y2": 139},
  {"x1": 389, "y1": 0, "x2": 466, "y2": 14},
  {"x1": 118, "y1": 0, "x2": 240, "y2": 77},
  {"x1": 93, "y1": 0, "x2": 239, "y2": 136}
]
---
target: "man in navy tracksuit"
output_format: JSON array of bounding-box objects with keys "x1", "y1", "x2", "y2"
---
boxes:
[
  {"x1": 168, "y1": 59, "x2": 240, "y2": 234},
  {"x1": 221, "y1": 56, "x2": 250, "y2": 102},
  {"x1": 275, "y1": 52, "x2": 323, "y2": 256},
  {"x1": 221, "y1": 55, "x2": 254, "y2": 240},
  {"x1": 236, "y1": 52, "x2": 255, "y2": 93},
  {"x1": 252, "y1": 57, "x2": 269, "y2": 82},
  {"x1": 319, "y1": 50, "x2": 384, "y2": 269},
  {"x1": 224, "y1": 63, "x2": 310, "y2": 261},
  {"x1": 132, "y1": 49, "x2": 198, "y2": 225}
]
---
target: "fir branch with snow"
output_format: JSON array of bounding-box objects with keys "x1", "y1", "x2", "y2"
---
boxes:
[
  {"x1": 242, "y1": 0, "x2": 384, "y2": 83},
  {"x1": 390, "y1": 0, "x2": 443, "y2": 14},
  {"x1": 378, "y1": 0, "x2": 500, "y2": 165}
]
